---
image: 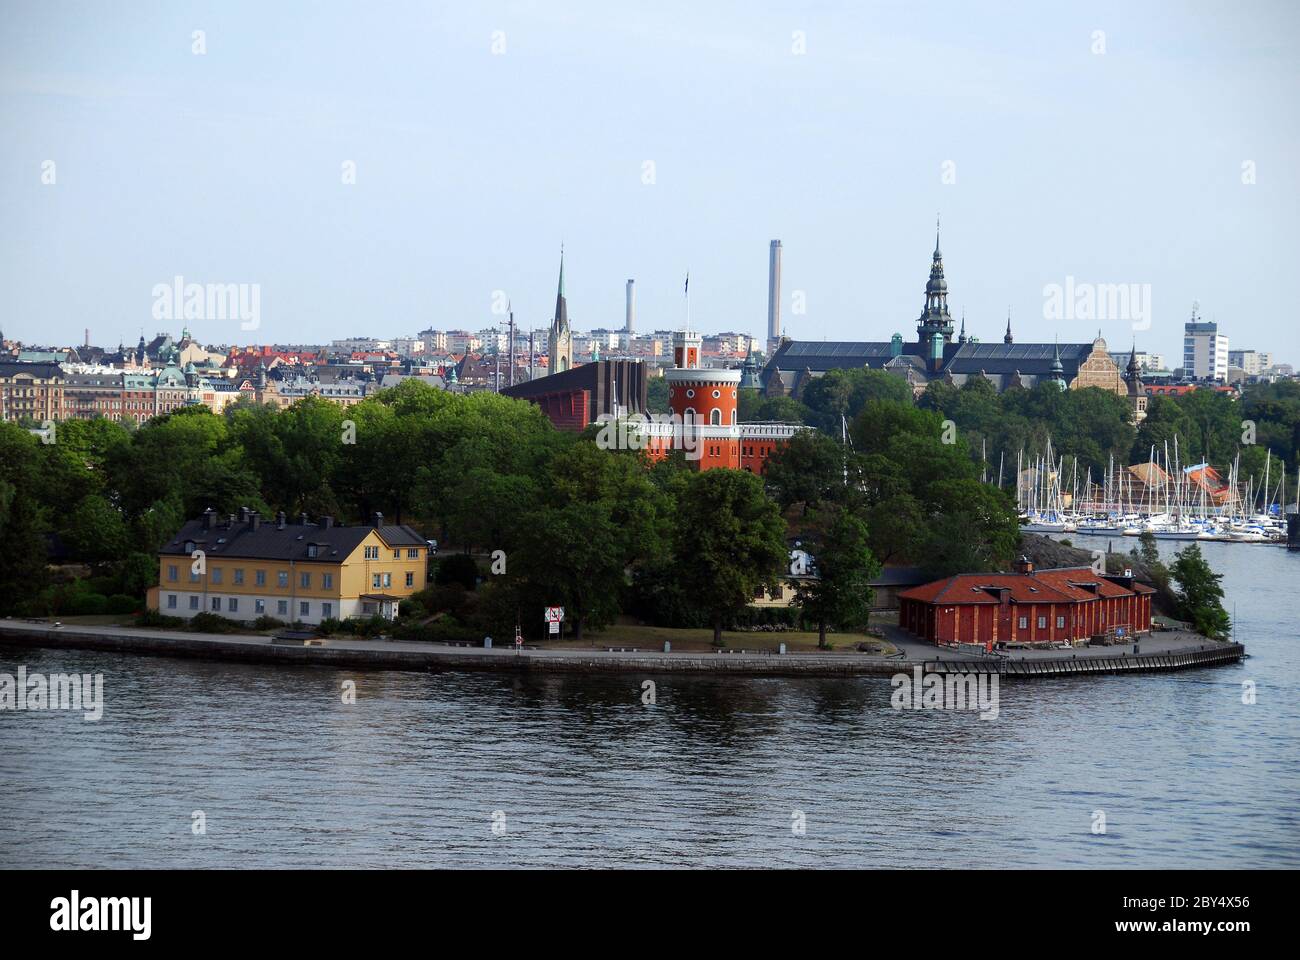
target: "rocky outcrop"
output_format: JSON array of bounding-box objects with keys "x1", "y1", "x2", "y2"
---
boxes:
[{"x1": 1018, "y1": 533, "x2": 1177, "y2": 616}]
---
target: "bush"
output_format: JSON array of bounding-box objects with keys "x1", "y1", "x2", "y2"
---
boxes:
[
  {"x1": 317, "y1": 617, "x2": 342, "y2": 635},
  {"x1": 252, "y1": 615, "x2": 285, "y2": 631},
  {"x1": 66, "y1": 592, "x2": 108, "y2": 616},
  {"x1": 339, "y1": 615, "x2": 391, "y2": 637},
  {"x1": 87, "y1": 575, "x2": 118, "y2": 597},
  {"x1": 392, "y1": 616, "x2": 477, "y2": 645},
  {"x1": 106, "y1": 594, "x2": 140, "y2": 615},
  {"x1": 188, "y1": 612, "x2": 241, "y2": 633},
  {"x1": 135, "y1": 608, "x2": 185, "y2": 628}
]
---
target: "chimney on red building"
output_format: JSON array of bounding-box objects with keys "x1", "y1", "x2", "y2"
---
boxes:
[
  {"x1": 1014, "y1": 555, "x2": 1034, "y2": 575},
  {"x1": 1105, "y1": 567, "x2": 1136, "y2": 591}
]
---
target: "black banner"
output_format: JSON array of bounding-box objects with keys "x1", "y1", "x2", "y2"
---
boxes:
[{"x1": 3, "y1": 869, "x2": 1281, "y2": 947}]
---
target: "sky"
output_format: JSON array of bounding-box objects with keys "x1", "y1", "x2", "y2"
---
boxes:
[{"x1": 2, "y1": 0, "x2": 1298, "y2": 366}]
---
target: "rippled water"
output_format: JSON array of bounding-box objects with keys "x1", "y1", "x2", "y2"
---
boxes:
[{"x1": 2, "y1": 538, "x2": 1298, "y2": 868}]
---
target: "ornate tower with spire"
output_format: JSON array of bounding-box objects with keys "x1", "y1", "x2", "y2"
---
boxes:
[
  {"x1": 547, "y1": 247, "x2": 573, "y2": 375},
  {"x1": 1049, "y1": 339, "x2": 1066, "y2": 390},
  {"x1": 916, "y1": 218, "x2": 955, "y2": 370},
  {"x1": 739, "y1": 342, "x2": 761, "y2": 390},
  {"x1": 1004, "y1": 309, "x2": 1014, "y2": 345}
]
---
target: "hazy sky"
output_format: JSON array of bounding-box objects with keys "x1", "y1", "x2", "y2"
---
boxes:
[{"x1": 3, "y1": 1, "x2": 1298, "y2": 365}]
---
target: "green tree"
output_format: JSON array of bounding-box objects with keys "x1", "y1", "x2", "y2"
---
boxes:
[
  {"x1": 794, "y1": 506, "x2": 880, "y2": 647},
  {"x1": 672, "y1": 469, "x2": 788, "y2": 644},
  {"x1": 646, "y1": 376, "x2": 670, "y2": 415},
  {"x1": 435, "y1": 553, "x2": 480, "y2": 590},
  {"x1": 512, "y1": 442, "x2": 671, "y2": 642},
  {"x1": 763, "y1": 431, "x2": 845, "y2": 514},
  {"x1": 1169, "y1": 544, "x2": 1232, "y2": 640},
  {"x1": 61, "y1": 494, "x2": 129, "y2": 565},
  {"x1": 916, "y1": 478, "x2": 1020, "y2": 576},
  {"x1": 0, "y1": 423, "x2": 51, "y2": 613}
]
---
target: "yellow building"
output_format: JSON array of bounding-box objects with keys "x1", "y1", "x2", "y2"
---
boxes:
[{"x1": 147, "y1": 508, "x2": 428, "y2": 624}]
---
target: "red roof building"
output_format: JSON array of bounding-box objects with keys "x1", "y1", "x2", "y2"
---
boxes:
[{"x1": 898, "y1": 557, "x2": 1154, "y2": 651}]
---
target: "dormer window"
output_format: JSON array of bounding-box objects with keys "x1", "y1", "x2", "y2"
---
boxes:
[
  {"x1": 307, "y1": 544, "x2": 319, "y2": 559},
  {"x1": 184, "y1": 540, "x2": 195, "y2": 553}
]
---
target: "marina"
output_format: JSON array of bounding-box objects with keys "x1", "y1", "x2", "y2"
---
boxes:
[{"x1": 1014, "y1": 439, "x2": 1296, "y2": 544}]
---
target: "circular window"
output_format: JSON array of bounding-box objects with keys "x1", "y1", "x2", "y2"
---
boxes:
[
  {"x1": 712, "y1": 389, "x2": 721, "y2": 399},
  {"x1": 731, "y1": 391, "x2": 737, "y2": 398},
  {"x1": 686, "y1": 389, "x2": 695, "y2": 398}
]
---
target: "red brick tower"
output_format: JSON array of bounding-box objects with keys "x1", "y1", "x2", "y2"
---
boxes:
[{"x1": 665, "y1": 329, "x2": 741, "y2": 470}]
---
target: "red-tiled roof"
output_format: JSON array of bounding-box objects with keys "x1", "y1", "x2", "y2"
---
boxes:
[
  {"x1": 899, "y1": 574, "x2": 1073, "y2": 604},
  {"x1": 899, "y1": 566, "x2": 1153, "y2": 605}
]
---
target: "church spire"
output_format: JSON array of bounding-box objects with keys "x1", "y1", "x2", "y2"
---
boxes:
[
  {"x1": 1004, "y1": 308, "x2": 1013, "y2": 345},
  {"x1": 916, "y1": 218, "x2": 954, "y2": 348},
  {"x1": 547, "y1": 246, "x2": 572, "y2": 374},
  {"x1": 1049, "y1": 337, "x2": 1066, "y2": 389}
]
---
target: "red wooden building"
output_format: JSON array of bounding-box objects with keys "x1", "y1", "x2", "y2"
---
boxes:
[{"x1": 898, "y1": 558, "x2": 1154, "y2": 651}]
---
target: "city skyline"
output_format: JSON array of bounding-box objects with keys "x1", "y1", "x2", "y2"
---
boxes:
[{"x1": 3, "y1": 2, "x2": 1298, "y2": 365}]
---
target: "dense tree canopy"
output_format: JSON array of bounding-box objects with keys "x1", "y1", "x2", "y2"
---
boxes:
[{"x1": 7, "y1": 364, "x2": 1272, "y2": 640}]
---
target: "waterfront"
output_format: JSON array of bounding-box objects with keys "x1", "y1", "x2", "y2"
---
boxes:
[{"x1": 1, "y1": 537, "x2": 1296, "y2": 868}]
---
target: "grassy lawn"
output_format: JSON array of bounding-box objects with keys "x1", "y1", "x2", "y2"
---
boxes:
[{"x1": 533, "y1": 622, "x2": 897, "y2": 655}]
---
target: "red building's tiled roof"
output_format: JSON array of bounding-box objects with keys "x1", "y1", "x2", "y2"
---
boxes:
[{"x1": 899, "y1": 566, "x2": 1153, "y2": 605}]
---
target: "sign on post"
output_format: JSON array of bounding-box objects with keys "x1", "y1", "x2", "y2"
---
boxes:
[{"x1": 545, "y1": 607, "x2": 564, "y2": 638}]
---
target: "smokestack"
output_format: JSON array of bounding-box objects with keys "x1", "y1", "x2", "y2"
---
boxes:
[
  {"x1": 767, "y1": 240, "x2": 782, "y2": 344},
  {"x1": 625, "y1": 279, "x2": 636, "y2": 335}
]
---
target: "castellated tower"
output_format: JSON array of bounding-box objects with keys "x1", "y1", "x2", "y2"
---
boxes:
[{"x1": 665, "y1": 329, "x2": 741, "y2": 470}]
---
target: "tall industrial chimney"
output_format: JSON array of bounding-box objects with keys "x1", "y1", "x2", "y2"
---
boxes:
[
  {"x1": 625, "y1": 279, "x2": 636, "y2": 335},
  {"x1": 767, "y1": 240, "x2": 782, "y2": 344}
]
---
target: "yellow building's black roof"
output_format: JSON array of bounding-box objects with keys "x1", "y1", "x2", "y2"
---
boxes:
[{"x1": 159, "y1": 510, "x2": 425, "y2": 564}]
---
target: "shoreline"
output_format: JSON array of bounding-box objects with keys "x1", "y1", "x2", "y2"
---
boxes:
[{"x1": 0, "y1": 620, "x2": 1246, "y2": 679}]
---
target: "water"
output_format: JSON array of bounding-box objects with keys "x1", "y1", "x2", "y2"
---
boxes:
[{"x1": 2, "y1": 538, "x2": 1297, "y2": 868}]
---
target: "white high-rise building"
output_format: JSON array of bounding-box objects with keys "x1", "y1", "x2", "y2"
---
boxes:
[
  {"x1": 477, "y1": 328, "x2": 509, "y2": 353},
  {"x1": 1183, "y1": 305, "x2": 1228, "y2": 381}
]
